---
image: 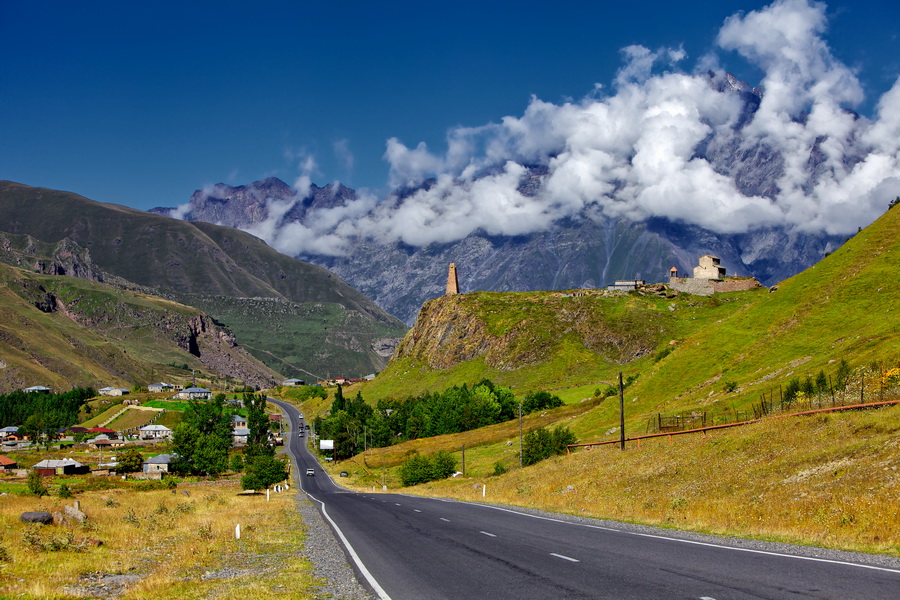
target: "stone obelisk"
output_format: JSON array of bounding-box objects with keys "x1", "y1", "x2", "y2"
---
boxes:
[{"x1": 446, "y1": 263, "x2": 459, "y2": 295}]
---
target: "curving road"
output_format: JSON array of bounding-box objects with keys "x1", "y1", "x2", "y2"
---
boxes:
[{"x1": 271, "y1": 398, "x2": 900, "y2": 600}]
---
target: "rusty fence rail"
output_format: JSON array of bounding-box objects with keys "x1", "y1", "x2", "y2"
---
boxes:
[{"x1": 567, "y1": 399, "x2": 900, "y2": 453}]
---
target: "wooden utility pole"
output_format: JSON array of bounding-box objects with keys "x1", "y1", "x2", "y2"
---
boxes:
[
  {"x1": 619, "y1": 372, "x2": 625, "y2": 451},
  {"x1": 461, "y1": 444, "x2": 466, "y2": 477},
  {"x1": 519, "y1": 403, "x2": 523, "y2": 468}
]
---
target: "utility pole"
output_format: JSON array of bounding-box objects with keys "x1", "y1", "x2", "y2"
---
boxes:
[
  {"x1": 519, "y1": 403, "x2": 523, "y2": 468},
  {"x1": 461, "y1": 444, "x2": 465, "y2": 477},
  {"x1": 619, "y1": 371, "x2": 625, "y2": 451}
]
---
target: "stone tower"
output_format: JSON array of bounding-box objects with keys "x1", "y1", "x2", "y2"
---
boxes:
[{"x1": 446, "y1": 263, "x2": 459, "y2": 295}]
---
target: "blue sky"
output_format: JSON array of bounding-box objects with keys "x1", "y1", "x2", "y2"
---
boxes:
[{"x1": 1, "y1": 0, "x2": 899, "y2": 212}]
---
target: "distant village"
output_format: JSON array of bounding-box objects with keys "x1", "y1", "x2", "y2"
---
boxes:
[{"x1": 1, "y1": 383, "x2": 290, "y2": 480}]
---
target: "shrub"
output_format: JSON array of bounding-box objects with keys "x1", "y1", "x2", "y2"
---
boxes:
[
  {"x1": 26, "y1": 470, "x2": 48, "y2": 497},
  {"x1": 57, "y1": 483, "x2": 72, "y2": 499},
  {"x1": 654, "y1": 346, "x2": 674, "y2": 363},
  {"x1": 399, "y1": 451, "x2": 458, "y2": 487},
  {"x1": 492, "y1": 461, "x2": 509, "y2": 476},
  {"x1": 522, "y1": 425, "x2": 576, "y2": 466}
]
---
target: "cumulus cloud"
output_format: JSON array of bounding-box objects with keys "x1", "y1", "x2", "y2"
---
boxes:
[{"x1": 247, "y1": 0, "x2": 899, "y2": 255}]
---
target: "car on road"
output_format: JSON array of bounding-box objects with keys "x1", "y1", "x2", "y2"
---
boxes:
[{"x1": 306, "y1": 468, "x2": 315, "y2": 476}]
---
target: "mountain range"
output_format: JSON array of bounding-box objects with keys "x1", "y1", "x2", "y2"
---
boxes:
[
  {"x1": 0, "y1": 181, "x2": 407, "y2": 382},
  {"x1": 151, "y1": 73, "x2": 849, "y2": 325}
]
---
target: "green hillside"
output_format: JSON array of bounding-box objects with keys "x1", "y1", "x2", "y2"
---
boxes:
[
  {"x1": 0, "y1": 262, "x2": 278, "y2": 392},
  {"x1": 362, "y1": 203, "x2": 899, "y2": 434},
  {"x1": 0, "y1": 181, "x2": 407, "y2": 378},
  {"x1": 299, "y1": 205, "x2": 900, "y2": 556}
]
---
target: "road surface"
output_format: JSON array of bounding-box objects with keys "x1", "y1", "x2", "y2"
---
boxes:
[{"x1": 270, "y1": 398, "x2": 900, "y2": 600}]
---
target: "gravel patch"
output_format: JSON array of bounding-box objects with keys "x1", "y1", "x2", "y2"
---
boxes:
[{"x1": 295, "y1": 492, "x2": 375, "y2": 600}]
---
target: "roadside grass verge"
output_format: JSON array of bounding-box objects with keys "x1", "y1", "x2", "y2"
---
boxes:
[
  {"x1": 0, "y1": 479, "x2": 315, "y2": 599},
  {"x1": 390, "y1": 404, "x2": 900, "y2": 557}
]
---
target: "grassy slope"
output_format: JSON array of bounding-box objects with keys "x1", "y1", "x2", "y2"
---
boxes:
[
  {"x1": 0, "y1": 480, "x2": 314, "y2": 599},
  {"x1": 310, "y1": 206, "x2": 900, "y2": 555},
  {"x1": 0, "y1": 262, "x2": 265, "y2": 392},
  {"x1": 361, "y1": 205, "x2": 900, "y2": 437}
]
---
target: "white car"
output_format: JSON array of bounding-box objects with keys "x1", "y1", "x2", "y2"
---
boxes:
[{"x1": 306, "y1": 468, "x2": 315, "y2": 476}]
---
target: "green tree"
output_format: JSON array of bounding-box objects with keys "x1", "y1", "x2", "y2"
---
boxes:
[
  {"x1": 116, "y1": 447, "x2": 144, "y2": 473},
  {"x1": 815, "y1": 370, "x2": 829, "y2": 395},
  {"x1": 835, "y1": 359, "x2": 852, "y2": 390},
  {"x1": 522, "y1": 391, "x2": 563, "y2": 414},
  {"x1": 243, "y1": 393, "x2": 272, "y2": 459},
  {"x1": 230, "y1": 453, "x2": 244, "y2": 473},
  {"x1": 331, "y1": 385, "x2": 346, "y2": 413},
  {"x1": 783, "y1": 377, "x2": 802, "y2": 406},
  {"x1": 172, "y1": 394, "x2": 232, "y2": 476},
  {"x1": 241, "y1": 454, "x2": 289, "y2": 491}
]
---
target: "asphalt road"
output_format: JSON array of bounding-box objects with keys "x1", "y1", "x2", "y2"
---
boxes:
[{"x1": 271, "y1": 398, "x2": 900, "y2": 600}]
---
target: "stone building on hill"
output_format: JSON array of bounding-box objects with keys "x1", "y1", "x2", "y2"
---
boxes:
[
  {"x1": 446, "y1": 263, "x2": 459, "y2": 295},
  {"x1": 693, "y1": 255, "x2": 727, "y2": 279},
  {"x1": 669, "y1": 255, "x2": 760, "y2": 296}
]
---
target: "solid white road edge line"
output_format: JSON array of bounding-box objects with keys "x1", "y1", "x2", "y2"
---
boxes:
[
  {"x1": 468, "y1": 502, "x2": 900, "y2": 575},
  {"x1": 480, "y1": 531, "x2": 497, "y2": 537},
  {"x1": 307, "y1": 492, "x2": 393, "y2": 600}
]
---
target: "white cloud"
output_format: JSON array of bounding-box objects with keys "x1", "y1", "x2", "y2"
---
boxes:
[{"x1": 248, "y1": 0, "x2": 899, "y2": 256}]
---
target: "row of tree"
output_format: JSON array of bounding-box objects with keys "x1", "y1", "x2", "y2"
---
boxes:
[
  {"x1": 314, "y1": 380, "x2": 564, "y2": 460},
  {"x1": 0, "y1": 387, "x2": 95, "y2": 444}
]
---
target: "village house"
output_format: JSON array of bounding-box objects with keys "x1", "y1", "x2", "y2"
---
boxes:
[
  {"x1": 148, "y1": 382, "x2": 175, "y2": 393},
  {"x1": 175, "y1": 387, "x2": 212, "y2": 400},
  {"x1": 22, "y1": 385, "x2": 52, "y2": 393},
  {"x1": 98, "y1": 387, "x2": 130, "y2": 396},
  {"x1": 0, "y1": 455, "x2": 17, "y2": 471},
  {"x1": 282, "y1": 378, "x2": 305, "y2": 386},
  {"x1": 0, "y1": 426, "x2": 20, "y2": 440},
  {"x1": 32, "y1": 458, "x2": 88, "y2": 476},
  {"x1": 138, "y1": 424, "x2": 172, "y2": 440},
  {"x1": 88, "y1": 427, "x2": 118, "y2": 439},
  {"x1": 142, "y1": 453, "x2": 174, "y2": 474},
  {"x1": 231, "y1": 414, "x2": 248, "y2": 428},
  {"x1": 232, "y1": 427, "x2": 251, "y2": 445}
]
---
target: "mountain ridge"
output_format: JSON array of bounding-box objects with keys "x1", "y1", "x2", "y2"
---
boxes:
[{"x1": 0, "y1": 181, "x2": 407, "y2": 378}]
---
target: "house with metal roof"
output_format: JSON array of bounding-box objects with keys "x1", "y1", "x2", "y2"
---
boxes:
[
  {"x1": 143, "y1": 453, "x2": 174, "y2": 474},
  {"x1": 33, "y1": 458, "x2": 88, "y2": 475},
  {"x1": 138, "y1": 424, "x2": 172, "y2": 439},
  {"x1": 175, "y1": 387, "x2": 212, "y2": 400}
]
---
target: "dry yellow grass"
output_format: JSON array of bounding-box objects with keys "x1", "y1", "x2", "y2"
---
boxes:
[
  {"x1": 0, "y1": 479, "x2": 317, "y2": 599},
  {"x1": 349, "y1": 404, "x2": 900, "y2": 557}
]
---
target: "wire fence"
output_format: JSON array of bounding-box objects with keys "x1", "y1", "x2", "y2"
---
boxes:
[{"x1": 645, "y1": 364, "x2": 899, "y2": 434}]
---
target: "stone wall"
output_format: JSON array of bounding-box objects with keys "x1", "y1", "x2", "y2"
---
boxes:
[{"x1": 669, "y1": 277, "x2": 760, "y2": 296}]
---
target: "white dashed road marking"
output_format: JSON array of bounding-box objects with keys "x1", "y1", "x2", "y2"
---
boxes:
[{"x1": 550, "y1": 553, "x2": 579, "y2": 563}]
